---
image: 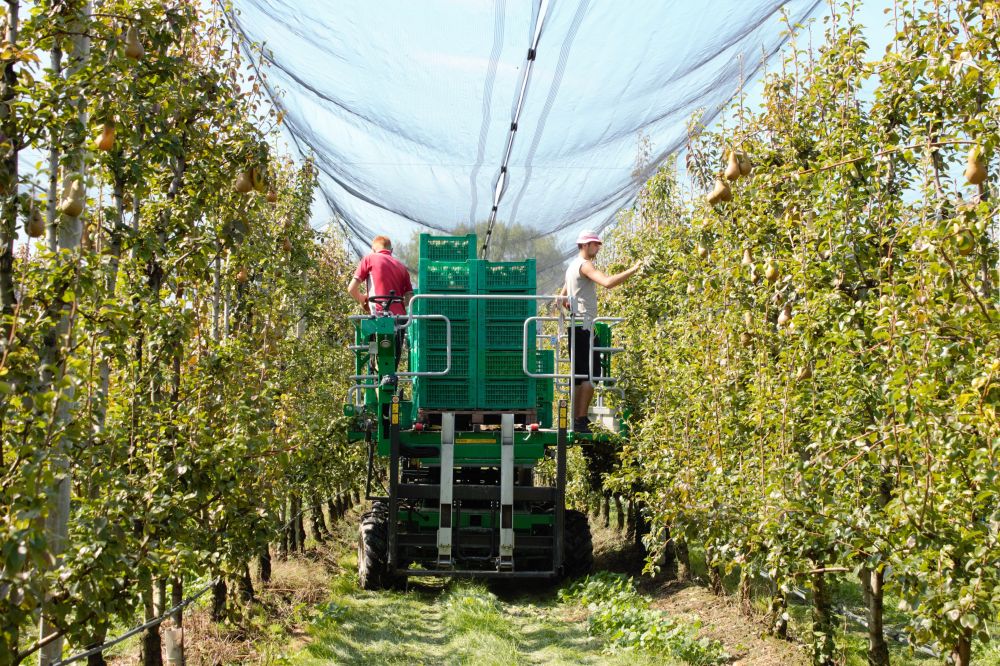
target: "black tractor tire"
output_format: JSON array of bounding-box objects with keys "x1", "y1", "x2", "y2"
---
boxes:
[
  {"x1": 358, "y1": 503, "x2": 402, "y2": 590},
  {"x1": 562, "y1": 509, "x2": 594, "y2": 579}
]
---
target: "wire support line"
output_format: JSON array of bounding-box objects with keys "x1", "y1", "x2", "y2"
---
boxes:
[
  {"x1": 752, "y1": 571, "x2": 940, "y2": 658},
  {"x1": 46, "y1": 500, "x2": 337, "y2": 666},
  {"x1": 480, "y1": 0, "x2": 550, "y2": 260},
  {"x1": 51, "y1": 583, "x2": 215, "y2": 666}
]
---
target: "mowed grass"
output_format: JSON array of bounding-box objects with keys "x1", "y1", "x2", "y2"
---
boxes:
[
  {"x1": 289, "y1": 522, "x2": 677, "y2": 666},
  {"x1": 292, "y1": 573, "x2": 678, "y2": 666}
]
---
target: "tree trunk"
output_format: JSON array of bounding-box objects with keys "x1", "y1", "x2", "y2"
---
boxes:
[
  {"x1": 634, "y1": 503, "x2": 649, "y2": 551},
  {"x1": 860, "y1": 567, "x2": 889, "y2": 666},
  {"x1": 259, "y1": 544, "x2": 272, "y2": 583},
  {"x1": 675, "y1": 537, "x2": 690, "y2": 581},
  {"x1": 0, "y1": 0, "x2": 20, "y2": 315},
  {"x1": 238, "y1": 565, "x2": 254, "y2": 603},
  {"x1": 85, "y1": 625, "x2": 109, "y2": 666},
  {"x1": 278, "y1": 499, "x2": 289, "y2": 560},
  {"x1": 38, "y1": 4, "x2": 91, "y2": 663},
  {"x1": 811, "y1": 568, "x2": 835, "y2": 666},
  {"x1": 769, "y1": 589, "x2": 788, "y2": 639},
  {"x1": 707, "y1": 562, "x2": 724, "y2": 595},
  {"x1": 625, "y1": 501, "x2": 636, "y2": 540},
  {"x1": 338, "y1": 493, "x2": 347, "y2": 517},
  {"x1": 601, "y1": 494, "x2": 610, "y2": 528},
  {"x1": 289, "y1": 495, "x2": 301, "y2": 552},
  {"x1": 327, "y1": 498, "x2": 339, "y2": 525},
  {"x1": 210, "y1": 578, "x2": 227, "y2": 622},
  {"x1": 738, "y1": 569, "x2": 753, "y2": 616},
  {"x1": 951, "y1": 628, "x2": 972, "y2": 666},
  {"x1": 296, "y1": 505, "x2": 307, "y2": 552},
  {"x1": 171, "y1": 577, "x2": 183, "y2": 627},
  {"x1": 614, "y1": 496, "x2": 624, "y2": 531},
  {"x1": 310, "y1": 495, "x2": 326, "y2": 543},
  {"x1": 139, "y1": 581, "x2": 163, "y2": 666}
]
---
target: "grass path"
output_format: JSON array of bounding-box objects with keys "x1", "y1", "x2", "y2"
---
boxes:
[
  {"x1": 291, "y1": 574, "x2": 675, "y2": 666},
  {"x1": 288, "y1": 513, "x2": 681, "y2": 666}
]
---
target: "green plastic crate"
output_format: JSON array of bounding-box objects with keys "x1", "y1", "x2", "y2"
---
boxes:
[
  {"x1": 412, "y1": 294, "x2": 477, "y2": 321},
  {"x1": 414, "y1": 348, "x2": 472, "y2": 376},
  {"x1": 478, "y1": 259, "x2": 536, "y2": 292},
  {"x1": 479, "y1": 378, "x2": 536, "y2": 410},
  {"x1": 413, "y1": 318, "x2": 471, "y2": 349},
  {"x1": 593, "y1": 321, "x2": 612, "y2": 375},
  {"x1": 535, "y1": 349, "x2": 555, "y2": 402},
  {"x1": 536, "y1": 401, "x2": 553, "y2": 428},
  {"x1": 418, "y1": 261, "x2": 476, "y2": 293},
  {"x1": 419, "y1": 233, "x2": 477, "y2": 262},
  {"x1": 414, "y1": 378, "x2": 476, "y2": 409},
  {"x1": 480, "y1": 319, "x2": 536, "y2": 350},
  {"x1": 479, "y1": 350, "x2": 532, "y2": 378},
  {"x1": 482, "y1": 297, "x2": 537, "y2": 320}
]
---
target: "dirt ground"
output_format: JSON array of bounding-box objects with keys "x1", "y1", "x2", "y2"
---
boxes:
[{"x1": 651, "y1": 581, "x2": 809, "y2": 666}]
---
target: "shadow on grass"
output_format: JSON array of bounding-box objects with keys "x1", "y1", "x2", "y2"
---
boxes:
[{"x1": 298, "y1": 581, "x2": 449, "y2": 664}]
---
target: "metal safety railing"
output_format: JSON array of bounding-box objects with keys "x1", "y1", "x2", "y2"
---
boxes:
[
  {"x1": 347, "y1": 313, "x2": 453, "y2": 407},
  {"x1": 352, "y1": 294, "x2": 625, "y2": 432},
  {"x1": 524, "y1": 314, "x2": 625, "y2": 421}
]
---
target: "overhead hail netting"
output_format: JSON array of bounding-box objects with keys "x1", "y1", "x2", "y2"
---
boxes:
[{"x1": 230, "y1": 0, "x2": 821, "y2": 266}]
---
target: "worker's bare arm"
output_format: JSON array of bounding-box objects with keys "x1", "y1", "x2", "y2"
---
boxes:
[
  {"x1": 580, "y1": 260, "x2": 642, "y2": 289},
  {"x1": 347, "y1": 277, "x2": 368, "y2": 307}
]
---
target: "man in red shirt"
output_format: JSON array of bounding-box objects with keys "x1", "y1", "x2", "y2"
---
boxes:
[{"x1": 347, "y1": 235, "x2": 414, "y2": 369}]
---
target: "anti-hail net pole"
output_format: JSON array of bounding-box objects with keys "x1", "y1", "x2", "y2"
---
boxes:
[{"x1": 480, "y1": 0, "x2": 549, "y2": 260}]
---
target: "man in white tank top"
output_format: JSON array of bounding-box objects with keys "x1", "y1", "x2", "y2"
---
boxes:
[{"x1": 562, "y1": 230, "x2": 642, "y2": 433}]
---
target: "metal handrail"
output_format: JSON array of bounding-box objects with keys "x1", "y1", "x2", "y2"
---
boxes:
[
  {"x1": 383, "y1": 292, "x2": 624, "y2": 432},
  {"x1": 348, "y1": 312, "x2": 454, "y2": 378},
  {"x1": 396, "y1": 314, "x2": 452, "y2": 377}
]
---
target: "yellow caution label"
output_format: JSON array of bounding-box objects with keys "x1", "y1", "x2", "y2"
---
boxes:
[
  {"x1": 390, "y1": 400, "x2": 399, "y2": 425},
  {"x1": 455, "y1": 438, "x2": 494, "y2": 444},
  {"x1": 558, "y1": 401, "x2": 568, "y2": 429}
]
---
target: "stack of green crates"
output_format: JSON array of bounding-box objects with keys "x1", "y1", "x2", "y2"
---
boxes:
[
  {"x1": 412, "y1": 232, "x2": 543, "y2": 414},
  {"x1": 476, "y1": 258, "x2": 538, "y2": 410},
  {"x1": 411, "y1": 235, "x2": 478, "y2": 410}
]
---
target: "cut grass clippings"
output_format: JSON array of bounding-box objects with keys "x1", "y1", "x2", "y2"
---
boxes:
[{"x1": 292, "y1": 575, "x2": 683, "y2": 666}]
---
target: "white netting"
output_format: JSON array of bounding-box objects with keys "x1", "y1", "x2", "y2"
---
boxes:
[{"x1": 230, "y1": 0, "x2": 821, "y2": 263}]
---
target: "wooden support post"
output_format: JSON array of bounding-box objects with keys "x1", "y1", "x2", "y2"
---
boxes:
[{"x1": 164, "y1": 626, "x2": 184, "y2": 666}]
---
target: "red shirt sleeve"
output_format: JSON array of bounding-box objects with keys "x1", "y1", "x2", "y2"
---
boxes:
[
  {"x1": 353, "y1": 256, "x2": 370, "y2": 282},
  {"x1": 402, "y1": 269, "x2": 413, "y2": 294}
]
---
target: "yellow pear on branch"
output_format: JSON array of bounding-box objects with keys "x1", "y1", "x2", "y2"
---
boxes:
[
  {"x1": 96, "y1": 121, "x2": 116, "y2": 151},
  {"x1": 26, "y1": 205, "x2": 44, "y2": 238},
  {"x1": 706, "y1": 178, "x2": 732, "y2": 205},
  {"x1": 964, "y1": 146, "x2": 986, "y2": 185},
  {"x1": 59, "y1": 178, "x2": 86, "y2": 218},
  {"x1": 125, "y1": 26, "x2": 144, "y2": 60},
  {"x1": 234, "y1": 171, "x2": 253, "y2": 193},
  {"x1": 777, "y1": 304, "x2": 792, "y2": 328},
  {"x1": 764, "y1": 260, "x2": 779, "y2": 284},
  {"x1": 724, "y1": 150, "x2": 742, "y2": 181},
  {"x1": 738, "y1": 152, "x2": 752, "y2": 177}
]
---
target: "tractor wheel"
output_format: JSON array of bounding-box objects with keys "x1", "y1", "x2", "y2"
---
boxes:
[
  {"x1": 562, "y1": 509, "x2": 594, "y2": 579},
  {"x1": 358, "y1": 503, "x2": 401, "y2": 590}
]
